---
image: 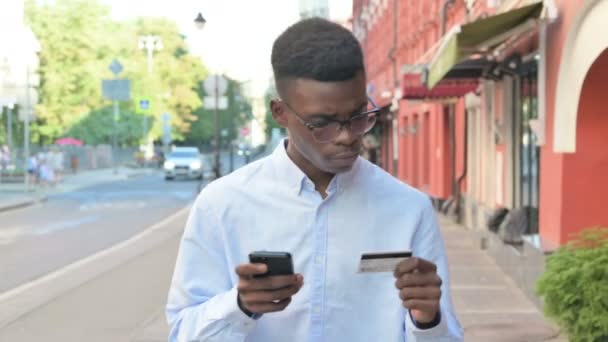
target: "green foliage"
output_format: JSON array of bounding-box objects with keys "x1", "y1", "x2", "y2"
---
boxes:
[
  {"x1": 536, "y1": 227, "x2": 608, "y2": 342},
  {"x1": 24, "y1": 0, "x2": 207, "y2": 146},
  {"x1": 182, "y1": 76, "x2": 251, "y2": 146}
]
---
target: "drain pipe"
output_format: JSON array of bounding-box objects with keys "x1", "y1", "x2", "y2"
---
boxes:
[
  {"x1": 441, "y1": 0, "x2": 458, "y2": 216},
  {"x1": 388, "y1": 0, "x2": 399, "y2": 176},
  {"x1": 441, "y1": 0, "x2": 456, "y2": 36}
]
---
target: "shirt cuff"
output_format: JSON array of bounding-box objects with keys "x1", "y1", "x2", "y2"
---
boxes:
[
  {"x1": 405, "y1": 307, "x2": 448, "y2": 340},
  {"x1": 213, "y1": 287, "x2": 258, "y2": 336}
]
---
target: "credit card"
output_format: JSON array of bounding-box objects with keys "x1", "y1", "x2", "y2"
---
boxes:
[{"x1": 357, "y1": 251, "x2": 412, "y2": 273}]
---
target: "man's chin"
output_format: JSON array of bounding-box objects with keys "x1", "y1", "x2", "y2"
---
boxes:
[{"x1": 328, "y1": 159, "x2": 357, "y2": 174}]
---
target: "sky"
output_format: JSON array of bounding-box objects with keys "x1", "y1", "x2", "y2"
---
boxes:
[{"x1": 98, "y1": 0, "x2": 354, "y2": 97}]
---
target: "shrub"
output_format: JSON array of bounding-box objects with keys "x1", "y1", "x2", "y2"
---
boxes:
[{"x1": 536, "y1": 227, "x2": 608, "y2": 342}]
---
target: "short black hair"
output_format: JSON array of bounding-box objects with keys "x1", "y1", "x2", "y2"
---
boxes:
[{"x1": 271, "y1": 18, "x2": 365, "y2": 88}]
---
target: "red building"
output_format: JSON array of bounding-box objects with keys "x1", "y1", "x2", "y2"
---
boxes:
[{"x1": 353, "y1": 0, "x2": 608, "y2": 304}]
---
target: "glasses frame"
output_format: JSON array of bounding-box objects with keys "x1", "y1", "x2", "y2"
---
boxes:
[{"x1": 281, "y1": 95, "x2": 381, "y2": 143}]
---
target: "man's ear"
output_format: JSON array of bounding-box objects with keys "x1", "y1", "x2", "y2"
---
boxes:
[{"x1": 270, "y1": 99, "x2": 289, "y2": 128}]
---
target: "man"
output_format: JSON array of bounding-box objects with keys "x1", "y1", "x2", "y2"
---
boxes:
[{"x1": 167, "y1": 18, "x2": 463, "y2": 341}]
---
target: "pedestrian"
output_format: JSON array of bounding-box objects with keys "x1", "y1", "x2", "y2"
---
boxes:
[
  {"x1": 27, "y1": 154, "x2": 38, "y2": 184},
  {"x1": 38, "y1": 158, "x2": 55, "y2": 187},
  {"x1": 51, "y1": 147, "x2": 65, "y2": 183},
  {"x1": 0, "y1": 145, "x2": 9, "y2": 171},
  {"x1": 166, "y1": 18, "x2": 463, "y2": 342}
]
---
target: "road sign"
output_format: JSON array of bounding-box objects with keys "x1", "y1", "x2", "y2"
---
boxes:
[
  {"x1": 109, "y1": 59, "x2": 123, "y2": 76},
  {"x1": 204, "y1": 96, "x2": 228, "y2": 110},
  {"x1": 203, "y1": 75, "x2": 228, "y2": 96},
  {"x1": 162, "y1": 112, "x2": 171, "y2": 146},
  {"x1": 102, "y1": 79, "x2": 131, "y2": 102},
  {"x1": 139, "y1": 99, "x2": 150, "y2": 111}
]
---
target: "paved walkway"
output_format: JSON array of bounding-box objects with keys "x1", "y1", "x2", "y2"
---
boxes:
[
  {"x1": 132, "y1": 215, "x2": 567, "y2": 342},
  {"x1": 0, "y1": 167, "x2": 155, "y2": 212}
]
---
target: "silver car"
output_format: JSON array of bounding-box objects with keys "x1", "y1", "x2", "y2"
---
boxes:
[{"x1": 163, "y1": 147, "x2": 203, "y2": 180}]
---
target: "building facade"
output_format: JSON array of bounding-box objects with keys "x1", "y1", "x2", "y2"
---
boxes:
[
  {"x1": 353, "y1": 0, "x2": 608, "y2": 303},
  {"x1": 299, "y1": 0, "x2": 330, "y2": 19}
]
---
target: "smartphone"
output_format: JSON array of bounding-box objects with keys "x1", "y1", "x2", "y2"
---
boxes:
[{"x1": 249, "y1": 251, "x2": 294, "y2": 278}]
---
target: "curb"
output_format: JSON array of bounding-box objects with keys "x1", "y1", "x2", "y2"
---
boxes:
[
  {"x1": 0, "y1": 196, "x2": 47, "y2": 213},
  {"x1": 0, "y1": 204, "x2": 191, "y2": 329}
]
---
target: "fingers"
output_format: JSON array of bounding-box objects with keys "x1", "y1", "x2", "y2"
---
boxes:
[
  {"x1": 238, "y1": 274, "x2": 302, "y2": 292},
  {"x1": 239, "y1": 283, "x2": 301, "y2": 303},
  {"x1": 400, "y1": 299, "x2": 440, "y2": 314},
  {"x1": 245, "y1": 297, "x2": 292, "y2": 313},
  {"x1": 398, "y1": 287, "x2": 441, "y2": 301},
  {"x1": 236, "y1": 263, "x2": 268, "y2": 277},
  {"x1": 395, "y1": 272, "x2": 442, "y2": 289},
  {"x1": 393, "y1": 257, "x2": 437, "y2": 278}
]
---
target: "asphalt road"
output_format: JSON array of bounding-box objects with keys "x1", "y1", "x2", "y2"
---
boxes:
[
  {"x1": 0, "y1": 173, "x2": 198, "y2": 294},
  {"x1": 0, "y1": 209, "x2": 187, "y2": 342}
]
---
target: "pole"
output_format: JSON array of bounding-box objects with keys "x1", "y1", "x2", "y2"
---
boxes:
[
  {"x1": 113, "y1": 100, "x2": 119, "y2": 173},
  {"x1": 24, "y1": 67, "x2": 30, "y2": 189},
  {"x1": 229, "y1": 142, "x2": 234, "y2": 172},
  {"x1": 7, "y1": 107, "x2": 12, "y2": 153},
  {"x1": 214, "y1": 74, "x2": 220, "y2": 178}
]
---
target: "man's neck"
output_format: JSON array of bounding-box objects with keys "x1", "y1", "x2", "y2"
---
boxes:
[{"x1": 285, "y1": 141, "x2": 334, "y2": 196}]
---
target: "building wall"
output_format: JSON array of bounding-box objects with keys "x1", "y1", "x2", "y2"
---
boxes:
[{"x1": 541, "y1": 0, "x2": 592, "y2": 248}]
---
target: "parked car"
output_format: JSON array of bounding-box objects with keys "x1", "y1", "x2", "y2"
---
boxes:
[{"x1": 163, "y1": 147, "x2": 203, "y2": 180}]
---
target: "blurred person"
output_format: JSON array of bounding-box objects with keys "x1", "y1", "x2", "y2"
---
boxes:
[
  {"x1": 38, "y1": 158, "x2": 55, "y2": 187},
  {"x1": 27, "y1": 154, "x2": 38, "y2": 184},
  {"x1": 51, "y1": 147, "x2": 65, "y2": 183},
  {"x1": 1, "y1": 145, "x2": 9, "y2": 171},
  {"x1": 167, "y1": 18, "x2": 463, "y2": 342}
]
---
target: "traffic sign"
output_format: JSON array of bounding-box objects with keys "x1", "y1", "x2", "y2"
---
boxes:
[
  {"x1": 139, "y1": 99, "x2": 150, "y2": 111},
  {"x1": 203, "y1": 75, "x2": 228, "y2": 96},
  {"x1": 109, "y1": 59, "x2": 123, "y2": 76},
  {"x1": 203, "y1": 96, "x2": 228, "y2": 110},
  {"x1": 102, "y1": 79, "x2": 131, "y2": 101}
]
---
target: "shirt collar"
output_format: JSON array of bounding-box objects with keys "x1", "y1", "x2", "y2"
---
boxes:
[
  {"x1": 272, "y1": 139, "x2": 309, "y2": 195},
  {"x1": 271, "y1": 138, "x2": 362, "y2": 196}
]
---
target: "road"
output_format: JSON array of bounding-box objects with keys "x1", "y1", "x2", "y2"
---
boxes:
[
  {"x1": 0, "y1": 207, "x2": 187, "y2": 342},
  {"x1": 0, "y1": 173, "x2": 198, "y2": 294}
]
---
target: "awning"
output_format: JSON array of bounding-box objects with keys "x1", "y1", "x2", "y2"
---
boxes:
[
  {"x1": 425, "y1": 1, "x2": 544, "y2": 88},
  {"x1": 402, "y1": 73, "x2": 479, "y2": 100}
]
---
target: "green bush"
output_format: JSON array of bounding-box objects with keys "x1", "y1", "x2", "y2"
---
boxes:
[{"x1": 536, "y1": 227, "x2": 608, "y2": 342}]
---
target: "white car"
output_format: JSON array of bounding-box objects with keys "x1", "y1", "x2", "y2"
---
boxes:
[{"x1": 163, "y1": 147, "x2": 203, "y2": 180}]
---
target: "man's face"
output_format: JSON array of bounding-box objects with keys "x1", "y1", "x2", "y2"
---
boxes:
[{"x1": 275, "y1": 71, "x2": 369, "y2": 174}]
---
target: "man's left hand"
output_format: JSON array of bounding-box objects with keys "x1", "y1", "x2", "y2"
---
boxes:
[{"x1": 394, "y1": 257, "x2": 442, "y2": 324}]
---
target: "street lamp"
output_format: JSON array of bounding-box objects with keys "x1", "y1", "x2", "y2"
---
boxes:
[
  {"x1": 194, "y1": 13, "x2": 206, "y2": 30},
  {"x1": 138, "y1": 35, "x2": 162, "y2": 161},
  {"x1": 194, "y1": 12, "x2": 222, "y2": 179}
]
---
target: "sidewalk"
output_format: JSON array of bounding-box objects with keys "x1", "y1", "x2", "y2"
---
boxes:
[
  {"x1": 0, "y1": 167, "x2": 156, "y2": 213},
  {"x1": 440, "y1": 216, "x2": 566, "y2": 342},
  {"x1": 133, "y1": 216, "x2": 568, "y2": 342}
]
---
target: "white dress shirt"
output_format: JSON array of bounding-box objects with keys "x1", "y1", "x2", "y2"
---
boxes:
[{"x1": 166, "y1": 140, "x2": 463, "y2": 342}]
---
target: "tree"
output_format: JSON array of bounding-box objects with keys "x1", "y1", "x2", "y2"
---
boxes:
[
  {"x1": 24, "y1": 0, "x2": 207, "y2": 146},
  {"x1": 182, "y1": 76, "x2": 251, "y2": 147}
]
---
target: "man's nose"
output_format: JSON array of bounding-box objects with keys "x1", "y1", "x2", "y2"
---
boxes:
[{"x1": 333, "y1": 123, "x2": 359, "y2": 146}]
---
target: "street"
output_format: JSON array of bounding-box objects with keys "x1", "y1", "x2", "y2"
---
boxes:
[
  {"x1": 0, "y1": 173, "x2": 198, "y2": 293},
  {"x1": 0, "y1": 202, "x2": 188, "y2": 342}
]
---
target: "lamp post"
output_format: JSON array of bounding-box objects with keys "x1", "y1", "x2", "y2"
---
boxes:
[
  {"x1": 194, "y1": 12, "x2": 222, "y2": 179},
  {"x1": 138, "y1": 35, "x2": 162, "y2": 162}
]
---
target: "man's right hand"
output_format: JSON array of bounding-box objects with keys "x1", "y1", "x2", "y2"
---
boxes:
[{"x1": 235, "y1": 263, "x2": 304, "y2": 315}]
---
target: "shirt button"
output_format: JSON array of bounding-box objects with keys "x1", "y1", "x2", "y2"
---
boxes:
[
  {"x1": 315, "y1": 256, "x2": 323, "y2": 264},
  {"x1": 313, "y1": 306, "x2": 321, "y2": 314}
]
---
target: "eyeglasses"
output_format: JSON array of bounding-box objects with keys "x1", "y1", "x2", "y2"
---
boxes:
[{"x1": 282, "y1": 96, "x2": 381, "y2": 143}]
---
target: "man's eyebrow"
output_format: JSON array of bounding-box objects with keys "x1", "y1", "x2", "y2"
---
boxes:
[{"x1": 307, "y1": 101, "x2": 369, "y2": 120}]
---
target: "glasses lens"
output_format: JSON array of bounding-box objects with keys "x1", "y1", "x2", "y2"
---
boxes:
[
  {"x1": 351, "y1": 113, "x2": 377, "y2": 135},
  {"x1": 313, "y1": 122, "x2": 340, "y2": 143}
]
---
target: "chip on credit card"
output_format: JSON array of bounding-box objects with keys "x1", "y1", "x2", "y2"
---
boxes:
[{"x1": 357, "y1": 251, "x2": 412, "y2": 273}]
